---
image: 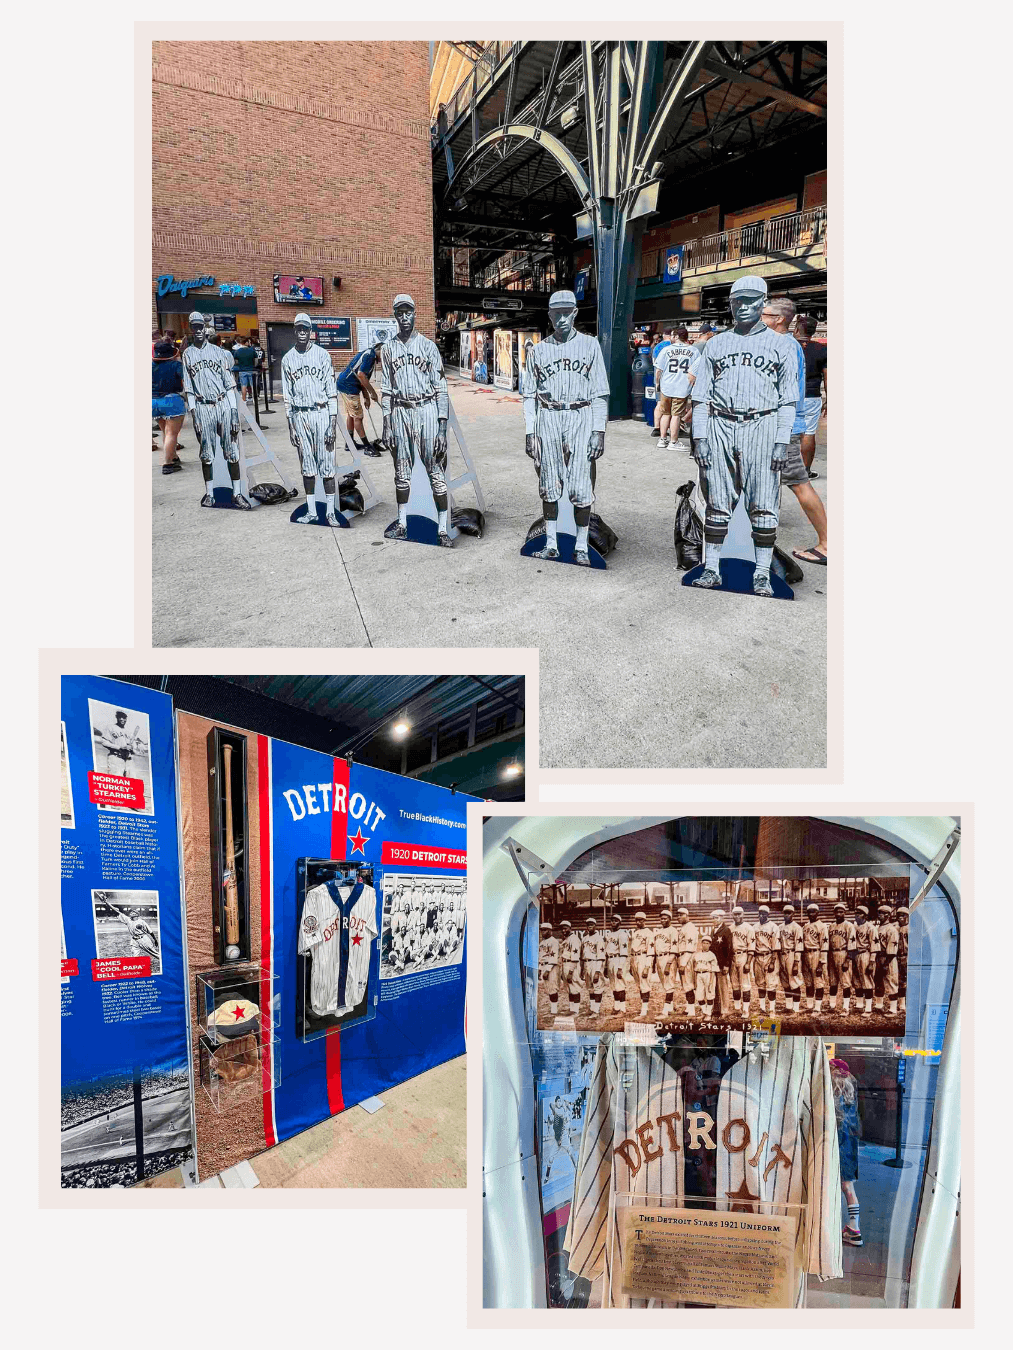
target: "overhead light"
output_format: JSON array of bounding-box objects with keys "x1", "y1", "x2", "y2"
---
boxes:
[
  {"x1": 560, "y1": 103, "x2": 579, "y2": 129},
  {"x1": 502, "y1": 762, "x2": 522, "y2": 779},
  {"x1": 392, "y1": 715, "x2": 411, "y2": 739}
]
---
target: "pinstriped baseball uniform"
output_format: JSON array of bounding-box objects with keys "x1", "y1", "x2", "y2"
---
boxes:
[
  {"x1": 380, "y1": 330, "x2": 450, "y2": 499},
  {"x1": 690, "y1": 323, "x2": 799, "y2": 546},
  {"x1": 281, "y1": 343, "x2": 339, "y2": 479},
  {"x1": 521, "y1": 332, "x2": 609, "y2": 507},
  {"x1": 298, "y1": 881, "x2": 378, "y2": 1016},
  {"x1": 182, "y1": 342, "x2": 239, "y2": 465},
  {"x1": 801, "y1": 919, "x2": 829, "y2": 996},
  {"x1": 562, "y1": 1035, "x2": 842, "y2": 1308}
]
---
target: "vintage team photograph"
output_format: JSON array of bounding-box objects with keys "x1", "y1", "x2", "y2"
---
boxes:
[
  {"x1": 61, "y1": 720, "x2": 75, "y2": 828},
  {"x1": 537, "y1": 875, "x2": 910, "y2": 1036},
  {"x1": 380, "y1": 871, "x2": 466, "y2": 978},
  {"x1": 87, "y1": 698, "x2": 155, "y2": 815},
  {"x1": 92, "y1": 889, "x2": 163, "y2": 975}
]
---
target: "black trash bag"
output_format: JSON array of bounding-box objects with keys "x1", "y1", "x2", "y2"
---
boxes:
[
  {"x1": 250, "y1": 482, "x2": 297, "y2": 505},
  {"x1": 772, "y1": 544, "x2": 804, "y2": 586},
  {"x1": 673, "y1": 481, "x2": 703, "y2": 569},
  {"x1": 452, "y1": 506, "x2": 485, "y2": 537},
  {"x1": 338, "y1": 470, "x2": 361, "y2": 490},
  {"x1": 339, "y1": 487, "x2": 364, "y2": 514},
  {"x1": 524, "y1": 513, "x2": 618, "y2": 557}
]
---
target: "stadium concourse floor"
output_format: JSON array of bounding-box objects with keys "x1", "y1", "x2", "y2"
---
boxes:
[
  {"x1": 135, "y1": 1053, "x2": 465, "y2": 1188},
  {"x1": 151, "y1": 372, "x2": 828, "y2": 771}
]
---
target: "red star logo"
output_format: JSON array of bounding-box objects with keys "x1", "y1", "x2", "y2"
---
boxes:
[
  {"x1": 348, "y1": 827, "x2": 369, "y2": 855},
  {"x1": 232, "y1": 1005, "x2": 247, "y2": 1021},
  {"x1": 352, "y1": 933, "x2": 363, "y2": 946}
]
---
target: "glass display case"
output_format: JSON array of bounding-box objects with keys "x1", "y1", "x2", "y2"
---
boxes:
[{"x1": 482, "y1": 816, "x2": 961, "y2": 1312}]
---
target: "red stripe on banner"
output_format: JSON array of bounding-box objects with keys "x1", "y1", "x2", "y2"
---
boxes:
[
  {"x1": 330, "y1": 757, "x2": 350, "y2": 860},
  {"x1": 543, "y1": 1201, "x2": 571, "y2": 1237},
  {"x1": 258, "y1": 735, "x2": 276, "y2": 1149},
  {"x1": 325, "y1": 1029, "x2": 344, "y2": 1115}
]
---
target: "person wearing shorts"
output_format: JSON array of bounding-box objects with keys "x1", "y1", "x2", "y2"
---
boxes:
[
  {"x1": 761, "y1": 298, "x2": 828, "y2": 567},
  {"x1": 232, "y1": 336, "x2": 258, "y2": 403},
  {"x1": 336, "y1": 343, "x2": 384, "y2": 455},
  {"x1": 151, "y1": 338, "x2": 186, "y2": 475},
  {"x1": 652, "y1": 327, "x2": 699, "y2": 450},
  {"x1": 795, "y1": 314, "x2": 827, "y2": 472}
]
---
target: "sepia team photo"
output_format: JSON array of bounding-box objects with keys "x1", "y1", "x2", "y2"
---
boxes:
[{"x1": 536, "y1": 876, "x2": 910, "y2": 1036}]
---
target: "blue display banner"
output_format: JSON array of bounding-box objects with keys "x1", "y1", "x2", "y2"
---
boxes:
[
  {"x1": 257, "y1": 737, "x2": 475, "y2": 1147},
  {"x1": 60, "y1": 677, "x2": 190, "y2": 1188},
  {"x1": 663, "y1": 245, "x2": 684, "y2": 284}
]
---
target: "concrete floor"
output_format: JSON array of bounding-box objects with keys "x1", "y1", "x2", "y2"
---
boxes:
[
  {"x1": 135, "y1": 1053, "x2": 466, "y2": 1189},
  {"x1": 152, "y1": 373, "x2": 827, "y2": 770}
]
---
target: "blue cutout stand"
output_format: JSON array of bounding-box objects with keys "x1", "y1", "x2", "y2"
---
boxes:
[
  {"x1": 681, "y1": 496, "x2": 793, "y2": 599},
  {"x1": 519, "y1": 493, "x2": 607, "y2": 570},
  {"x1": 383, "y1": 449, "x2": 459, "y2": 546},
  {"x1": 288, "y1": 500, "x2": 351, "y2": 528}
]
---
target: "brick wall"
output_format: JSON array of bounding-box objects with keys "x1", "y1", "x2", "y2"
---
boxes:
[{"x1": 152, "y1": 41, "x2": 435, "y2": 368}]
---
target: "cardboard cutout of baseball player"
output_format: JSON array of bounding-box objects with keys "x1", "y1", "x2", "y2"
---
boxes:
[
  {"x1": 520, "y1": 290, "x2": 610, "y2": 568},
  {"x1": 381, "y1": 294, "x2": 456, "y2": 547},
  {"x1": 283, "y1": 312, "x2": 347, "y2": 528},
  {"x1": 683, "y1": 275, "x2": 799, "y2": 597},
  {"x1": 181, "y1": 311, "x2": 252, "y2": 510}
]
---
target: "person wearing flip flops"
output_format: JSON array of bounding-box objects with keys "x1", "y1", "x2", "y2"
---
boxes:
[
  {"x1": 830, "y1": 1057, "x2": 864, "y2": 1247},
  {"x1": 761, "y1": 297, "x2": 828, "y2": 569}
]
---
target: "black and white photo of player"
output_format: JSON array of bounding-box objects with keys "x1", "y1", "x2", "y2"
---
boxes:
[
  {"x1": 61, "y1": 720, "x2": 75, "y2": 827},
  {"x1": 379, "y1": 872, "x2": 466, "y2": 977},
  {"x1": 535, "y1": 875, "x2": 909, "y2": 1036},
  {"x1": 61, "y1": 1059, "x2": 191, "y2": 1188},
  {"x1": 87, "y1": 698, "x2": 154, "y2": 815},
  {"x1": 92, "y1": 890, "x2": 162, "y2": 974}
]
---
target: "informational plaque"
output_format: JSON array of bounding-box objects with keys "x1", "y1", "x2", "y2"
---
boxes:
[{"x1": 618, "y1": 1205, "x2": 797, "y2": 1309}]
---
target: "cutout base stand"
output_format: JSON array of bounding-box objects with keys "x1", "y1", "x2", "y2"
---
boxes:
[
  {"x1": 204, "y1": 485, "x2": 253, "y2": 510},
  {"x1": 519, "y1": 494, "x2": 606, "y2": 570},
  {"x1": 680, "y1": 496, "x2": 794, "y2": 599},
  {"x1": 289, "y1": 501, "x2": 351, "y2": 528},
  {"x1": 383, "y1": 452, "x2": 459, "y2": 547}
]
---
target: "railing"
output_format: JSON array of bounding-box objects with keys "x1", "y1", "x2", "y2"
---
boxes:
[
  {"x1": 434, "y1": 41, "x2": 521, "y2": 140},
  {"x1": 640, "y1": 206, "x2": 827, "y2": 281}
]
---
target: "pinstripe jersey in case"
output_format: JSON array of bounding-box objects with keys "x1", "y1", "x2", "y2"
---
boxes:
[
  {"x1": 182, "y1": 342, "x2": 239, "y2": 464},
  {"x1": 281, "y1": 344, "x2": 339, "y2": 479},
  {"x1": 689, "y1": 322, "x2": 800, "y2": 545},
  {"x1": 380, "y1": 330, "x2": 450, "y2": 499},
  {"x1": 298, "y1": 881, "x2": 378, "y2": 1016},
  {"x1": 521, "y1": 331, "x2": 609, "y2": 507},
  {"x1": 562, "y1": 1035, "x2": 842, "y2": 1307}
]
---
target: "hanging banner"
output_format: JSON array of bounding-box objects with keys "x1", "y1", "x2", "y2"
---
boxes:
[
  {"x1": 263, "y1": 738, "x2": 476, "y2": 1146},
  {"x1": 663, "y1": 245, "x2": 684, "y2": 284},
  {"x1": 60, "y1": 677, "x2": 190, "y2": 1188}
]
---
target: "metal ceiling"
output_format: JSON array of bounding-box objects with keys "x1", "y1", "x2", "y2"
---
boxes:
[
  {"x1": 215, "y1": 674, "x2": 523, "y2": 753},
  {"x1": 433, "y1": 39, "x2": 828, "y2": 261}
]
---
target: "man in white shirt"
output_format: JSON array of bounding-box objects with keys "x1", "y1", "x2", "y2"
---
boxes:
[{"x1": 652, "y1": 326, "x2": 701, "y2": 450}]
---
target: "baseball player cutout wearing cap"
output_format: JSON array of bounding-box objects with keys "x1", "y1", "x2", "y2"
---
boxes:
[
  {"x1": 605, "y1": 914, "x2": 630, "y2": 1015},
  {"x1": 182, "y1": 311, "x2": 252, "y2": 509},
  {"x1": 689, "y1": 275, "x2": 799, "y2": 595},
  {"x1": 852, "y1": 905, "x2": 876, "y2": 1016},
  {"x1": 381, "y1": 295, "x2": 453, "y2": 546},
  {"x1": 282, "y1": 313, "x2": 342, "y2": 525},
  {"x1": 694, "y1": 934, "x2": 719, "y2": 1021},
  {"x1": 874, "y1": 905, "x2": 901, "y2": 1016},
  {"x1": 521, "y1": 290, "x2": 610, "y2": 565},
  {"x1": 539, "y1": 922, "x2": 561, "y2": 1017},
  {"x1": 558, "y1": 919, "x2": 583, "y2": 1017}
]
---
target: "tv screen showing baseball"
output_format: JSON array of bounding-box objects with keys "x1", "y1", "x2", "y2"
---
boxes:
[
  {"x1": 536, "y1": 875, "x2": 910, "y2": 1036},
  {"x1": 273, "y1": 273, "x2": 324, "y2": 305}
]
